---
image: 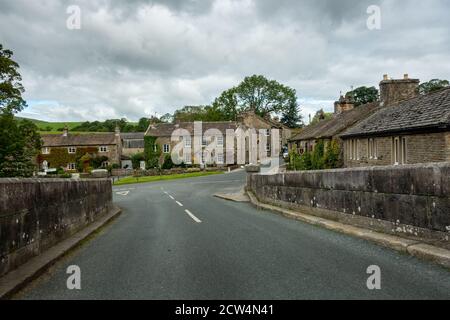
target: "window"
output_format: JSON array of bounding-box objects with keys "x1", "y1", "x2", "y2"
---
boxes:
[
  {"x1": 185, "y1": 137, "x2": 192, "y2": 148},
  {"x1": 99, "y1": 146, "x2": 108, "y2": 152},
  {"x1": 201, "y1": 136, "x2": 207, "y2": 147},
  {"x1": 102, "y1": 161, "x2": 109, "y2": 168},
  {"x1": 368, "y1": 138, "x2": 378, "y2": 160},
  {"x1": 68, "y1": 147, "x2": 76, "y2": 154},
  {"x1": 264, "y1": 129, "x2": 270, "y2": 136},
  {"x1": 163, "y1": 144, "x2": 170, "y2": 153},
  {"x1": 401, "y1": 137, "x2": 407, "y2": 164},
  {"x1": 42, "y1": 147, "x2": 50, "y2": 155},
  {"x1": 184, "y1": 152, "x2": 191, "y2": 164},
  {"x1": 217, "y1": 136, "x2": 224, "y2": 147},
  {"x1": 393, "y1": 137, "x2": 406, "y2": 165},
  {"x1": 153, "y1": 145, "x2": 158, "y2": 152},
  {"x1": 266, "y1": 143, "x2": 271, "y2": 152},
  {"x1": 356, "y1": 140, "x2": 360, "y2": 160},
  {"x1": 217, "y1": 152, "x2": 224, "y2": 164},
  {"x1": 67, "y1": 163, "x2": 76, "y2": 170}
]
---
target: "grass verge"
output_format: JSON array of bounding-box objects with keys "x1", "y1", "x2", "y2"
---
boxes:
[{"x1": 113, "y1": 171, "x2": 224, "y2": 186}]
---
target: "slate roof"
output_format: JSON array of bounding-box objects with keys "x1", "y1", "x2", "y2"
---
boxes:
[
  {"x1": 145, "y1": 121, "x2": 240, "y2": 137},
  {"x1": 41, "y1": 133, "x2": 117, "y2": 147},
  {"x1": 121, "y1": 132, "x2": 145, "y2": 140},
  {"x1": 289, "y1": 102, "x2": 380, "y2": 141},
  {"x1": 341, "y1": 87, "x2": 450, "y2": 137}
]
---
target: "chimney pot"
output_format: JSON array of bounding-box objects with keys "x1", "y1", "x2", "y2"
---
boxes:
[
  {"x1": 383, "y1": 74, "x2": 389, "y2": 80},
  {"x1": 404, "y1": 74, "x2": 409, "y2": 79}
]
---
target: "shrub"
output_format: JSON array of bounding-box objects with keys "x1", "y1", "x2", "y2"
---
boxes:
[{"x1": 161, "y1": 154, "x2": 174, "y2": 169}]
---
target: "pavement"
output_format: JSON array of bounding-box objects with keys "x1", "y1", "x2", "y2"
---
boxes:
[{"x1": 15, "y1": 170, "x2": 450, "y2": 299}]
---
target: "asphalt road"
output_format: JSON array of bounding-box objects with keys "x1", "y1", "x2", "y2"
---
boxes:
[{"x1": 19, "y1": 170, "x2": 450, "y2": 299}]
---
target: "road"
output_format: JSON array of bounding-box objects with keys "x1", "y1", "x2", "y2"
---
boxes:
[{"x1": 19, "y1": 170, "x2": 450, "y2": 299}]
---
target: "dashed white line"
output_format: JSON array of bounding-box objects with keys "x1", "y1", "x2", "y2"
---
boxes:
[
  {"x1": 169, "y1": 195, "x2": 174, "y2": 200},
  {"x1": 176, "y1": 201, "x2": 183, "y2": 207},
  {"x1": 185, "y1": 209, "x2": 202, "y2": 223}
]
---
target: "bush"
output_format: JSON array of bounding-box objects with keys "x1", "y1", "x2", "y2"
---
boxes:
[
  {"x1": 131, "y1": 153, "x2": 145, "y2": 169},
  {"x1": 56, "y1": 167, "x2": 65, "y2": 175},
  {"x1": 146, "y1": 157, "x2": 160, "y2": 169},
  {"x1": 161, "y1": 154, "x2": 174, "y2": 169}
]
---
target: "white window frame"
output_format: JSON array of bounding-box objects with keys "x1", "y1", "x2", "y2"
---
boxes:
[
  {"x1": 42, "y1": 147, "x2": 50, "y2": 155},
  {"x1": 163, "y1": 144, "x2": 170, "y2": 153},
  {"x1": 401, "y1": 137, "x2": 407, "y2": 165},
  {"x1": 201, "y1": 136, "x2": 207, "y2": 147},
  {"x1": 217, "y1": 152, "x2": 224, "y2": 164},
  {"x1": 99, "y1": 146, "x2": 108, "y2": 153},
  {"x1": 153, "y1": 144, "x2": 158, "y2": 152},
  {"x1": 217, "y1": 136, "x2": 224, "y2": 147},
  {"x1": 264, "y1": 129, "x2": 270, "y2": 136},
  {"x1": 67, "y1": 163, "x2": 76, "y2": 170},
  {"x1": 102, "y1": 161, "x2": 110, "y2": 168},
  {"x1": 393, "y1": 137, "x2": 400, "y2": 165},
  {"x1": 185, "y1": 137, "x2": 192, "y2": 148},
  {"x1": 68, "y1": 147, "x2": 76, "y2": 154},
  {"x1": 266, "y1": 143, "x2": 271, "y2": 152},
  {"x1": 184, "y1": 152, "x2": 192, "y2": 164}
]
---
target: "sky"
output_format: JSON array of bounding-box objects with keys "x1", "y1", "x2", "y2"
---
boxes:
[{"x1": 1, "y1": 0, "x2": 449, "y2": 123}]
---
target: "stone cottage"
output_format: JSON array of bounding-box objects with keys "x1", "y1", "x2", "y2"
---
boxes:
[
  {"x1": 38, "y1": 127, "x2": 121, "y2": 172},
  {"x1": 288, "y1": 95, "x2": 379, "y2": 155},
  {"x1": 340, "y1": 82, "x2": 450, "y2": 167},
  {"x1": 144, "y1": 110, "x2": 292, "y2": 166}
]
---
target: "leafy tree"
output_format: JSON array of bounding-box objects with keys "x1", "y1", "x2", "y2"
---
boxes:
[
  {"x1": 0, "y1": 44, "x2": 27, "y2": 114},
  {"x1": 0, "y1": 44, "x2": 42, "y2": 177},
  {"x1": 418, "y1": 79, "x2": 449, "y2": 95},
  {"x1": 160, "y1": 113, "x2": 174, "y2": 123},
  {"x1": 345, "y1": 86, "x2": 378, "y2": 107},
  {"x1": 161, "y1": 154, "x2": 174, "y2": 170},
  {"x1": 311, "y1": 140, "x2": 325, "y2": 170},
  {"x1": 212, "y1": 75, "x2": 302, "y2": 126},
  {"x1": 310, "y1": 109, "x2": 333, "y2": 125},
  {"x1": 324, "y1": 139, "x2": 341, "y2": 169},
  {"x1": 131, "y1": 153, "x2": 145, "y2": 169},
  {"x1": 281, "y1": 102, "x2": 302, "y2": 128}
]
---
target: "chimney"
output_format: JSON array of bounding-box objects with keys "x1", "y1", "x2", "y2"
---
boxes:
[
  {"x1": 334, "y1": 94, "x2": 355, "y2": 114},
  {"x1": 115, "y1": 124, "x2": 120, "y2": 136},
  {"x1": 62, "y1": 125, "x2": 68, "y2": 137},
  {"x1": 379, "y1": 74, "x2": 419, "y2": 107}
]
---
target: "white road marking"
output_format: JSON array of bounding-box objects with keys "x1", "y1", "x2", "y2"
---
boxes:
[
  {"x1": 185, "y1": 209, "x2": 202, "y2": 223},
  {"x1": 169, "y1": 195, "x2": 174, "y2": 200},
  {"x1": 116, "y1": 191, "x2": 130, "y2": 196},
  {"x1": 176, "y1": 201, "x2": 183, "y2": 207}
]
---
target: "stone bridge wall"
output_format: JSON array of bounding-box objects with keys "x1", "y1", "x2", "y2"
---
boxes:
[
  {"x1": 0, "y1": 178, "x2": 112, "y2": 277},
  {"x1": 247, "y1": 163, "x2": 450, "y2": 240}
]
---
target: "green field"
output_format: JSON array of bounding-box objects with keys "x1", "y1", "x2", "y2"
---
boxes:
[
  {"x1": 113, "y1": 171, "x2": 224, "y2": 186},
  {"x1": 15, "y1": 117, "x2": 83, "y2": 131}
]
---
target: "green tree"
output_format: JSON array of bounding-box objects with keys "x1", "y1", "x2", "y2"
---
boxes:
[
  {"x1": 324, "y1": 139, "x2": 341, "y2": 169},
  {"x1": 212, "y1": 75, "x2": 302, "y2": 126},
  {"x1": 310, "y1": 109, "x2": 333, "y2": 125},
  {"x1": 418, "y1": 79, "x2": 449, "y2": 95},
  {"x1": 0, "y1": 45, "x2": 42, "y2": 177},
  {"x1": 346, "y1": 86, "x2": 378, "y2": 107}
]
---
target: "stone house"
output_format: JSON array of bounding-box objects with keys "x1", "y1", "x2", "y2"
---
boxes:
[
  {"x1": 340, "y1": 82, "x2": 450, "y2": 167},
  {"x1": 144, "y1": 111, "x2": 292, "y2": 166},
  {"x1": 38, "y1": 127, "x2": 121, "y2": 172},
  {"x1": 120, "y1": 132, "x2": 145, "y2": 169},
  {"x1": 288, "y1": 95, "x2": 379, "y2": 155}
]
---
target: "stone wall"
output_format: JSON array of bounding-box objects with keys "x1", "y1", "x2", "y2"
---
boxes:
[
  {"x1": 0, "y1": 178, "x2": 113, "y2": 277},
  {"x1": 344, "y1": 132, "x2": 450, "y2": 168},
  {"x1": 247, "y1": 163, "x2": 450, "y2": 240}
]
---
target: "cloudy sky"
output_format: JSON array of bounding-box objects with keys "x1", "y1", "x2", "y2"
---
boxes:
[{"x1": 1, "y1": 0, "x2": 449, "y2": 123}]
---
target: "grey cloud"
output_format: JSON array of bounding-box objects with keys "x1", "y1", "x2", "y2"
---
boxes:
[{"x1": 0, "y1": 0, "x2": 449, "y2": 122}]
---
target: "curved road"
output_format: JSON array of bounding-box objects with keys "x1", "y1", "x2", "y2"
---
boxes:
[{"x1": 19, "y1": 170, "x2": 450, "y2": 299}]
